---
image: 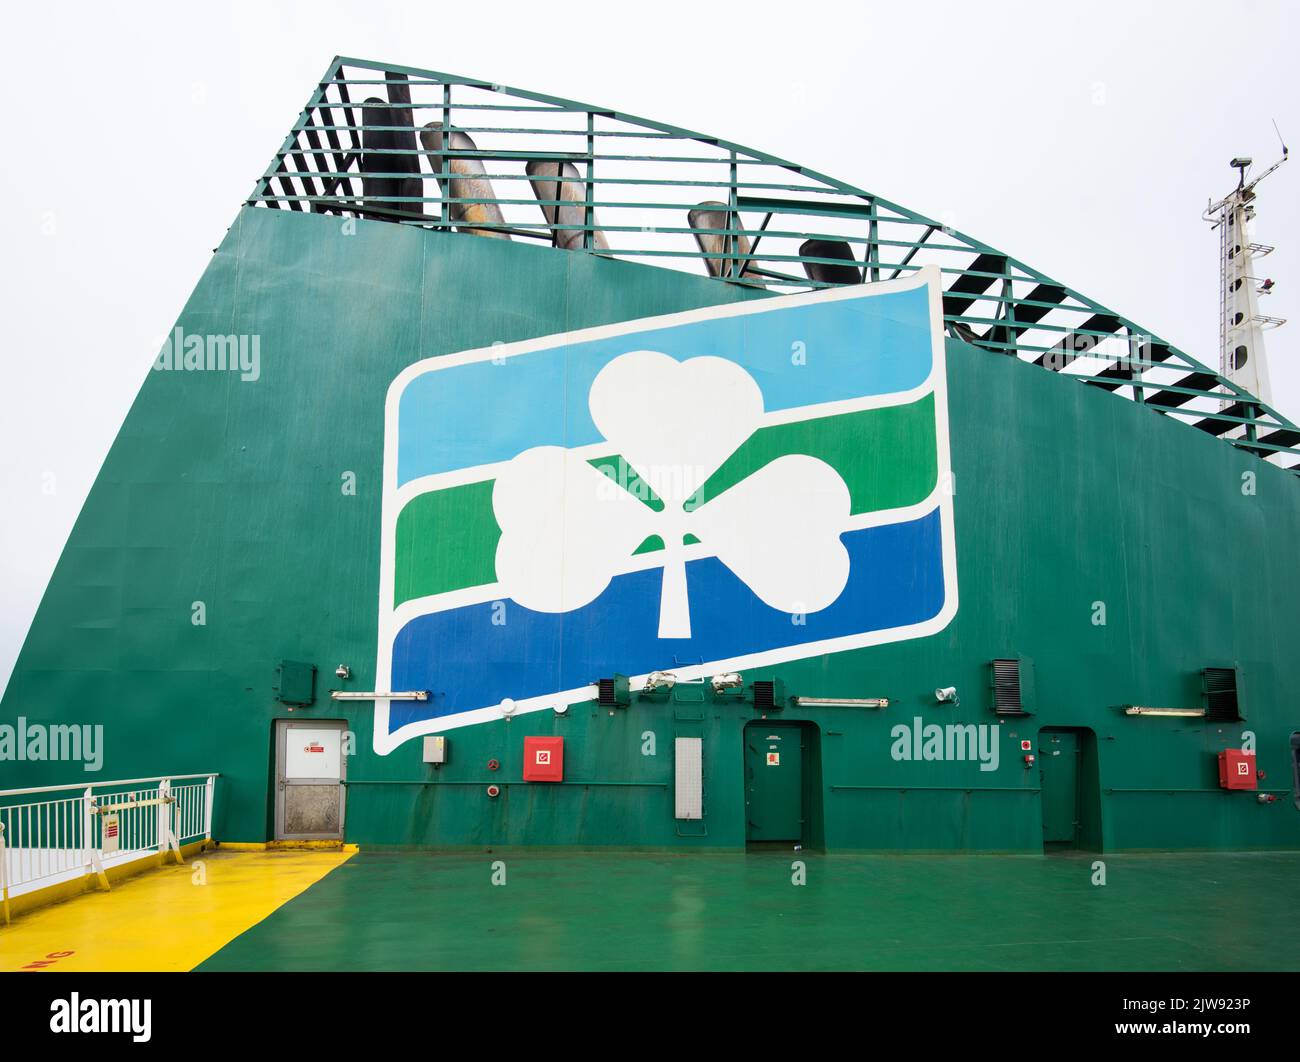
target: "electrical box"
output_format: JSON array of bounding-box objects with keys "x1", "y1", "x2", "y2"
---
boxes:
[
  {"x1": 423, "y1": 735, "x2": 447, "y2": 765},
  {"x1": 275, "y1": 660, "x2": 316, "y2": 706},
  {"x1": 523, "y1": 736, "x2": 564, "y2": 782},
  {"x1": 1217, "y1": 748, "x2": 1257, "y2": 791}
]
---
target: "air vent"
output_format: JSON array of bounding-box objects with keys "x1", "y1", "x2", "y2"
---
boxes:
[
  {"x1": 990, "y1": 658, "x2": 1032, "y2": 716},
  {"x1": 1202, "y1": 667, "x2": 1242, "y2": 721},
  {"x1": 751, "y1": 679, "x2": 785, "y2": 712},
  {"x1": 597, "y1": 674, "x2": 629, "y2": 708}
]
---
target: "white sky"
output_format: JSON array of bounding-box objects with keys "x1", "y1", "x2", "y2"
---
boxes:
[{"x1": 1, "y1": 0, "x2": 1297, "y2": 693}]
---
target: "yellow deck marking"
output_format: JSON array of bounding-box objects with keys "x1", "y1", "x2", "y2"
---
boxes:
[{"x1": 0, "y1": 849, "x2": 354, "y2": 972}]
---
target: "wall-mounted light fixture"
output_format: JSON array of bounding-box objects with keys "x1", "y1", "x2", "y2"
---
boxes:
[
  {"x1": 643, "y1": 671, "x2": 677, "y2": 692},
  {"x1": 710, "y1": 673, "x2": 743, "y2": 693},
  {"x1": 330, "y1": 690, "x2": 429, "y2": 701},
  {"x1": 335, "y1": 664, "x2": 351, "y2": 680},
  {"x1": 1123, "y1": 706, "x2": 1206, "y2": 717},
  {"x1": 793, "y1": 696, "x2": 889, "y2": 709}
]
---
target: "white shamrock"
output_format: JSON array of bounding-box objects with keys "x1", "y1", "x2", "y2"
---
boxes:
[{"x1": 492, "y1": 350, "x2": 851, "y2": 638}]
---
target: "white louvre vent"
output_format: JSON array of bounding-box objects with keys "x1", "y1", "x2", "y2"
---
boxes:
[{"x1": 674, "y1": 737, "x2": 703, "y2": 821}]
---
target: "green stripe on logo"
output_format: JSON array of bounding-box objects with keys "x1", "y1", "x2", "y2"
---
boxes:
[
  {"x1": 394, "y1": 394, "x2": 936, "y2": 606},
  {"x1": 692, "y1": 393, "x2": 936, "y2": 513},
  {"x1": 394, "y1": 480, "x2": 500, "y2": 606}
]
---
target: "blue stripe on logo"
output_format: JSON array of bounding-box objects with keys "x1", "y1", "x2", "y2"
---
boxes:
[
  {"x1": 396, "y1": 286, "x2": 932, "y2": 486},
  {"x1": 387, "y1": 506, "x2": 944, "y2": 730}
]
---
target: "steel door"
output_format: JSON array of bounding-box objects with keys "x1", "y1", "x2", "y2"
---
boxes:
[
  {"x1": 745, "y1": 722, "x2": 803, "y2": 842},
  {"x1": 274, "y1": 719, "x2": 347, "y2": 840},
  {"x1": 1039, "y1": 730, "x2": 1079, "y2": 844}
]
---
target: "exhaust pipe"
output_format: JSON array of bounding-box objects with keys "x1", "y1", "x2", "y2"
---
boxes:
[
  {"x1": 688, "y1": 202, "x2": 759, "y2": 283},
  {"x1": 419, "y1": 123, "x2": 509, "y2": 239},
  {"x1": 525, "y1": 160, "x2": 608, "y2": 251},
  {"x1": 359, "y1": 93, "x2": 424, "y2": 220},
  {"x1": 799, "y1": 239, "x2": 862, "y2": 285}
]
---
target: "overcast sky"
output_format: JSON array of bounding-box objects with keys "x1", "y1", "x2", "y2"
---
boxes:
[{"x1": 1, "y1": 0, "x2": 1297, "y2": 693}]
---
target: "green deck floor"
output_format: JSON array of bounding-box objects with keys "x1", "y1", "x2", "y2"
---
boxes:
[{"x1": 198, "y1": 849, "x2": 1300, "y2": 971}]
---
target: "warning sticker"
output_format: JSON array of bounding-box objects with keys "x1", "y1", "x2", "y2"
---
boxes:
[
  {"x1": 536, "y1": 750, "x2": 552, "y2": 765},
  {"x1": 103, "y1": 814, "x2": 120, "y2": 854},
  {"x1": 766, "y1": 752, "x2": 780, "y2": 766}
]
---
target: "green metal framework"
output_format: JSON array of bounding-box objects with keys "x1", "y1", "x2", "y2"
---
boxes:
[{"x1": 248, "y1": 56, "x2": 1300, "y2": 471}]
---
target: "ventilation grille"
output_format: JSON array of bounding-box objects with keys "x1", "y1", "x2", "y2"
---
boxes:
[
  {"x1": 752, "y1": 680, "x2": 783, "y2": 712},
  {"x1": 597, "y1": 675, "x2": 629, "y2": 708},
  {"x1": 991, "y1": 658, "x2": 1028, "y2": 716},
  {"x1": 1203, "y1": 667, "x2": 1241, "y2": 721},
  {"x1": 674, "y1": 737, "x2": 703, "y2": 821}
]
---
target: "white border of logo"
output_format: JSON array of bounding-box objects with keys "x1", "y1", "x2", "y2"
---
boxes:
[{"x1": 372, "y1": 266, "x2": 957, "y2": 754}]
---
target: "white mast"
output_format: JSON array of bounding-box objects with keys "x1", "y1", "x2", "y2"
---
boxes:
[{"x1": 1204, "y1": 140, "x2": 1288, "y2": 412}]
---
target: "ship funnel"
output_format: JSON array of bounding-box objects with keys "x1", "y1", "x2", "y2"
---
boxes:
[
  {"x1": 419, "y1": 123, "x2": 509, "y2": 239},
  {"x1": 799, "y1": 239, "x2": 862, "y2": 285},
  {"x1": 359, "y1": 85, "x2": 424, "y2": 220},
  {"x1": 525, "y1": 160, "x2": 608, "y2": 251},
  {"x1": 688, "y1": 202, "x2": 759, "y2": 284}
]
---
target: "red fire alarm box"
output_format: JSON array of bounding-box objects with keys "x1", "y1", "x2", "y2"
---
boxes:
[
  {"x1": 1217, "y1": 749, "x2": 1257, "y2": 791},
  {"x1": 523, "y1": 736, "x2": 564, "y2": 782}
]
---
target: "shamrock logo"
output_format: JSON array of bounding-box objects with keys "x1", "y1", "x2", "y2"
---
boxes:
[{"x1": 492, "y1": 350, "x2": 851, "y2": 638}]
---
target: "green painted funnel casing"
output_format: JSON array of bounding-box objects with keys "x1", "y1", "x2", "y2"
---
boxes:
[{"x1": 2, "y1": 204, "x2": 1298, "y2": 852}]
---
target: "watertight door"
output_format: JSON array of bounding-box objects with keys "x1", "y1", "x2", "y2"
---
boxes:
[
  {"x1": 274, "y1": 719, "x2": 347, "y2": 841},
  {"x1": 745, "y1": 722, "x2": 803, "y2": 842},
  {"x1": 1039, "y1": 730, "x2": 1079, "y2": 845}
]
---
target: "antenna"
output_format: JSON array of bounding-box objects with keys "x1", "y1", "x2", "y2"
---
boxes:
[{"x1": 1203, "y1": 127, "x2": 1289, "y2": 415}]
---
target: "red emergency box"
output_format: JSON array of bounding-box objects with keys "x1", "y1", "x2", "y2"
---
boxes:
[
  {"x1": 1217, "y1": 748, "x2": 1257, "y2": 791},
  {"x1": 523, "y1": 736, "x2": 564, "y2": 782}
]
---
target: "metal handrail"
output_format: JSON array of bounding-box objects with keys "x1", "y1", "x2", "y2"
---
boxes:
[
  {"x1": 0, "y1": 773, "x2": 221, "y2": 799},
  {"x1": 1, "y1": 774, "x2": 218, "y2": 922},
  {"x1": 245, "y1": 56, "x2": 1300, "y2": 474}
]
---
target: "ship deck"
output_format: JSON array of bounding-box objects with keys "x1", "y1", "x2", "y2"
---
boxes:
[{"x1": 4, "y1": 847, "x2": 1299, "y2": 972}]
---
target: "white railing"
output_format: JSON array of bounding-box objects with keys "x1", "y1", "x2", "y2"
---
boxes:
[{"x1": 0, "y1": 773, "x2": 218, "y2": 923}]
